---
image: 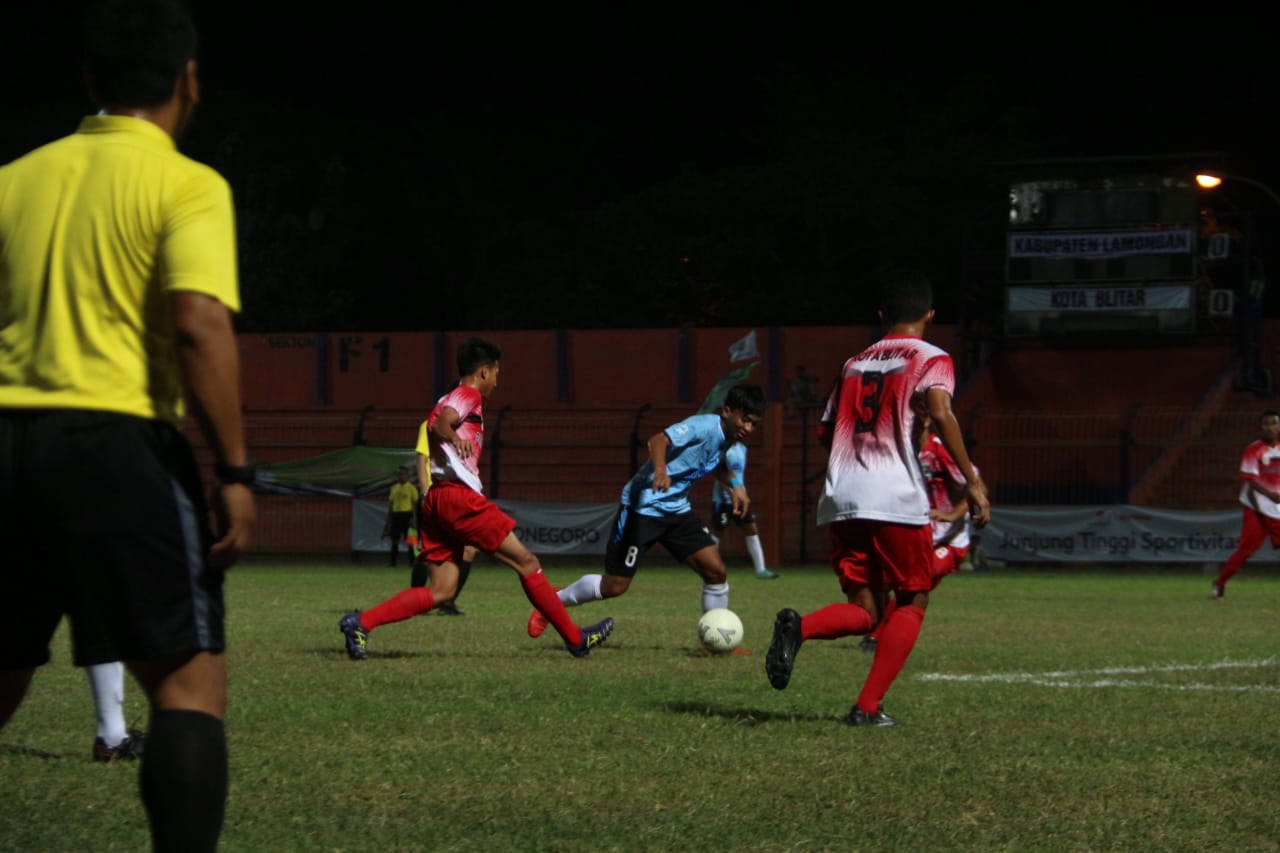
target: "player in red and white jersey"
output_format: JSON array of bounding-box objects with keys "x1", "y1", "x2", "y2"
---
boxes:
[
  {"x1": 765, "y1": 268, "x2": 988, "y2": 727},
  {"x1": 814, "y1": 334, "x2": 956, "y2": 528},
  {"x1": 1212, "y1": 409, "x2": 1280, "y2": 599},
  {"x1": 338, "y1": 337, "x2": 613, "y2": 660}
]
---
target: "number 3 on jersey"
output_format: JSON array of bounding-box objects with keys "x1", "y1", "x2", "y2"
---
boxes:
[{"x1": 846, "y1": 370, "x2": 883, "y2": 433}]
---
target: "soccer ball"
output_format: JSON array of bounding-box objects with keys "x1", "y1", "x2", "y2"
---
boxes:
[{"x1": 697, "y1": 608, "x2": 744, "y2": 653}]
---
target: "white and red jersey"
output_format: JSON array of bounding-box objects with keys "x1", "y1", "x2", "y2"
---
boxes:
[
  {"x1": 919, "y1": 432, "x2": 974, "y2": 549},
  {"x1": 427, "y1": 384, "x2": 485, "y2": 494},
  {"x1": 1237, "y1": 439, "x2": 1280, "y2": 519},
  {"x1": 817, "y1": 334, "x2": 955, "y2": 526}
]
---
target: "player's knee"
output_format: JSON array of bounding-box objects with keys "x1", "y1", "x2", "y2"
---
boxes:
[
  {"x1": 898, "y1": 589, "x2": 930, "y2": 610},
  {"x1": 599, "y1": 575, "x2": 631, "y2": 598},
  {"x1": 697, "y1": 562, "x2": 727, "y2": 584},
  {"x1": 497, "y1": 536, "x2": 542, "y2": 575}
]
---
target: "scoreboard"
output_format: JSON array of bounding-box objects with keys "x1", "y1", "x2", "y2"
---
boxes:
[{"x1": 1003, "y1": 176, "x2": 1212, "y2": 335}]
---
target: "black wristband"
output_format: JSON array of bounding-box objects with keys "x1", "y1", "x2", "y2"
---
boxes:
[{"x1": 215, "y1": 461, "x2": 257, "y2": 486}]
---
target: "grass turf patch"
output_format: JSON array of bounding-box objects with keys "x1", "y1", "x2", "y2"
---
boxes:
[{"x1": 2, "y1": 562, "x2": 1277, "y2": 851}]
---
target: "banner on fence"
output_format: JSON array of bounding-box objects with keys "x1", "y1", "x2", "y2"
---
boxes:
[
  {"x1": 982, "y1": 505, "x2": 1255, "y2": 563},
  {"x1": 353, "y1": 498, "x2": 615, "y2": 556},
  {"x1": 1007, "y1": 229, "x2": 1195, "y2": 259},
  {"x1": 498, "y1": 499, "x2": 615, "y2": 555},
  {"x1": 352, "y1": 499, "x2": 390, "y2": 553},
  {"x1": 1006, "y1": 284, "x2": 1192, "y2": 312},
  {"x1": 355, "y1": 501, "x2": 1265, "y2": 564}
]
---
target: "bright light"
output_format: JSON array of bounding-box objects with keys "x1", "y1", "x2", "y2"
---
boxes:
[{"x1": 1196, "y1": 174, "x2": 1224, "y2": 189}]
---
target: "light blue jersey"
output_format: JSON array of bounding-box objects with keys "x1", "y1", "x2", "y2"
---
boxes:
[
  {"x1": 622, "y1": 413, "x2": 729, "y2": 517},
  {"x1": 712, "y1": 442, "x2": 747, "y2": 505}
]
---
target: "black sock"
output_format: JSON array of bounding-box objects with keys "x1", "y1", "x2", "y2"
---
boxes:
[
  {"x1": 410, "y1": 561, "x2": 428, "y2": 588},
  {"x1": 139, "y1": 709, "x2": 227, "y2": 853},
  {"x1": 455, "y1": 560, "x2": 472, "y2": 600}
]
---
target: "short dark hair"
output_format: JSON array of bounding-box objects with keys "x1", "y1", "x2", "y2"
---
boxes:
[
  {"x1": 724, "y1": 384, "x2": 766, "y2": 417},
  {"x1": 83, "y1": 0, "x2": 198, "y2": 109},
  {"x1": 456, "y1": 337, "x2": 502, "y2": 377},
  {"x1": 1261, "y1": 410, "x2": 1280, "y2": 421},
  {"x1": 878, "y1": 268, "x2": 934, "y2": 325}
]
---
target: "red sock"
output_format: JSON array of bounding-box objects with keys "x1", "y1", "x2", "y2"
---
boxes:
[
  {"x1": 855, "y1": 604, "x2": 924, "y2": 713},
  {"x1": 361, "y1": 587, "x2": 435, "y2": 631},
  {"x1": 522, "y1": 569, "x2": 581, "y2": 646},
  {"x1": 1216, "y1": 554, "x2": 1248, "y2": 587},
  {"x1": 801, "y1": 603, "x2": 873, "y2": 640}
]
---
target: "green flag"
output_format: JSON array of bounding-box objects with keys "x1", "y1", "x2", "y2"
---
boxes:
[{"x1": 697, "y1": 361, "x2": 758, "y2": 414}]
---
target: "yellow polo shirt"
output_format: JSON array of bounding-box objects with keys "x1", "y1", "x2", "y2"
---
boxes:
[
  {"x1": 389, "y1": 482, "x2": 419, "y2": 513},
  {"x1": 0, "y1": 114, "x2": 240, "y2": 423}
]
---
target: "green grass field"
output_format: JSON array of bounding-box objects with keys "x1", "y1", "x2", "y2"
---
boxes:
[{"x1": 2, "y1": 561, "x2": 1278, "y2": 852}]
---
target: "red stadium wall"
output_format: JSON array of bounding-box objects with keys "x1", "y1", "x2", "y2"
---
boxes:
[
  {"x1": 221, "y1": 324, "x2": 1265, "y2": 559},
  {"x1": 562, "y1": 329, "x2": 682, "y2": 404},
  {"x1": 225, "y1": 325, "x2": 965, "y2": 563},
  {"x1": 236, "y1": 325, "x2": 957, "y2": 412},
  {"x1": 953, "y1": 338, "x2": 1234, "y2": 418}
]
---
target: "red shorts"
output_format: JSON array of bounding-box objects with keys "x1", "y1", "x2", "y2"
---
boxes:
[
  {"x1": 1239, "y1": 507, "x2": 1280, "y2": 551},
  {"x1": 828, "y1": 519, "x2": 934, "y2": 595},
  {"x1": 418, "y1": 481, "x2": 515, "y2": 564},
  {"x1": 931, "y1": 544, "x2": 969, "y2": 586}
]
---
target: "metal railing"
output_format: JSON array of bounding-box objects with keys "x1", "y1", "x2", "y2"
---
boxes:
[{"x1": 965, "y1": 407, "x2": 1252, "y2": 509}]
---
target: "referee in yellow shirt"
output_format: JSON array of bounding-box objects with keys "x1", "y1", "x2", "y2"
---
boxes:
[
  {"x1": 0, "y1": 2, "x2": 252, "y2": 850},
  {"x1": 384, "y1": 466, "x2": 420, "y2": 566}
]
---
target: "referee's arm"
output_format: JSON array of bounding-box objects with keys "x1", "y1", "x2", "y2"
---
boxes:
[{"x1": 174, "y1": 291, "x2": 255, "y2": 567}]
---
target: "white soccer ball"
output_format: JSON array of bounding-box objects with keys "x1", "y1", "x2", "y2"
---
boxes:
[{"x1": 697, "y1": 608, "x2": 744, "y2": 653}]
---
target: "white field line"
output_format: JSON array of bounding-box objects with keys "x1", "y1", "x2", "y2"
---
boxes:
[{"x1": 917, "y1": 658, "x2": 1280, "y2": 693}]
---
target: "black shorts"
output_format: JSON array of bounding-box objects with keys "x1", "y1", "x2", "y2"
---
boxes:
[
  {"x1": 389, "y1": 510, "x2": 414, "y2": 540},
  {"x1": 604, "y1": 505, "x2": 717, "y2": 577},
  {"x1": 0, "y1": 409, "x2": 222, "y2": 669},
  {"x1": 711, "y1": 499, "x2": 756, "y2": 530}
]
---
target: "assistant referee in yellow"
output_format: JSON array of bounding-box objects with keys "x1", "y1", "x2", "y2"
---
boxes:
[
  {"x1": 384, "y1": 466, "x2": 420, "y2": 566},
  {"x1": 0, "y1": 1, "x2": 254, "y2": 851}
]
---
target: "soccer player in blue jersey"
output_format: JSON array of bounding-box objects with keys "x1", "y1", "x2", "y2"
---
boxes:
[
  {"x1": 710, "y1": 442, "x2": 779, "y2": 579},
  {"x1": 528, "y1": 385, "x2": 766, "y2": 637}
]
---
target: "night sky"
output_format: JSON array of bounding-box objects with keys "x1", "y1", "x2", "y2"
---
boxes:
[{"x1": 4, "y1": 3, "x2": 1279, "y2": 331}]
